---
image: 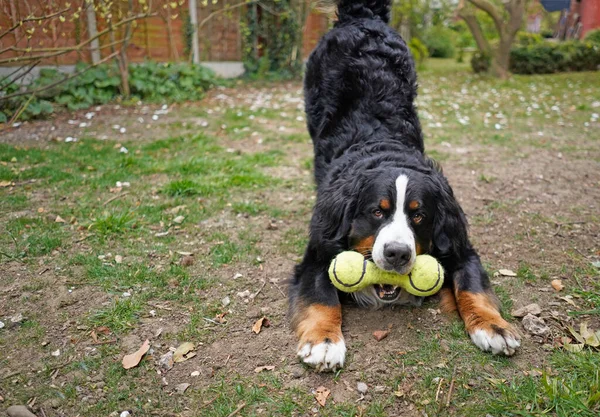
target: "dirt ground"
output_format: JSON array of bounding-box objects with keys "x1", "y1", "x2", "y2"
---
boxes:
[{"x1": 1, "y1": 67, "x2": 599, "y2": 417}]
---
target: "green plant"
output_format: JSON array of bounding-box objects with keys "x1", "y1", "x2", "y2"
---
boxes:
[
  {"x1": 517, "y1": 32, "x2": 543, "y2": 46},
  {"x1": 510, "y1": 41, "x2": 600, "y2": 74},
  {"x1": 409, "y1": 38, "x2": 429, "y2": 65},
  {"x1": 471, "y1": 51, "x2": 491, "y2": 73},
  {"x1": 242, "y1": 1, "x2": 302, "y2": 79},
  {"x1": 423, "y1": 25, "x2": 456, "y2": 58},
  {"x1": 585, "y1": 29, "x2": 600, "y2": 44}
]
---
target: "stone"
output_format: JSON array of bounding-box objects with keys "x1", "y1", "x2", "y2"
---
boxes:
[
  {"x1": 511, "y1": 303, "x2": 542, "y2": 318},
  {"x1": 6, "y1": 405, "x2": 37, "y2": 417},
  {"x1": 522, "y1": 313, "x2": 550, "y2": 336},
  {"x1": 221, "y1": 296, "x2": 230, "y2": 307},
  {"x1": 175, "y1": 383, "x2": 190, "y2": 394},
  {"x1": 289, "y1": 365, "x2": 305, "y2": 379},
  {"x1": 357, "y1": 382, "x2": 368, "y2": 395},
  {"x1": 158, "y1": 351, "x2": 174, "y2": 372}
]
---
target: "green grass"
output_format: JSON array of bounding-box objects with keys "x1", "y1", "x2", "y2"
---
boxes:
[{"x1": 88, "y1": 298, "x2": 143, "y2": 333}]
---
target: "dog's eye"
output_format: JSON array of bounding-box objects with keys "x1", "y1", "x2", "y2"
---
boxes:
[
  {"x1": 412, "y1": 213, "x2": 424, "y2": 224},
  {"x1": 372, "y1": 209, "x2": 384, "y2": 218}
]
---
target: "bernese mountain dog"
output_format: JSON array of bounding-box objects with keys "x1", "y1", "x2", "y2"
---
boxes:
[{"x1": 288, "y1": 0, "x2": 521, "y2": 371}]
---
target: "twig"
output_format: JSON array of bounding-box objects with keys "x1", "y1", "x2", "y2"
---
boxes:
[
  {"x1": 0, "y1": 8, "x2": 70, "y2": 39},
  {"x1": 224, "y1": 354, "x2": 231, "y2": 366},
  {"x1": 251, "y1": 280, "x2": 267, "y2": 302},
  {"x1": 1, "y1": 370, "x2": 21, "y2": 380},
  {"x1": 8, "y1": 93, "x2": 35, "y2": 126},
  {"x1": 273, "y1": 282, "x2": 286, "y2": 298},
  {"x1": 75, "y1": 234, "x2": 93, "y2": 243},
  {"x1": 103, "y1": 192, "x2": 130, "y2": 206},
  {"x1": 200, "y1": 395, "x2": 219, "y2": 409},
  {"x1": 203, "y1": 317, "x2": 225, "y2": 325},
  {"x1": 40, "y1": 408, "x2": 47, "y2": 417},
  {"x1": 445, "y1": 365, "x2": 457, "y2": 407},
  {"x1": 227, "y1": 402, "x2": 246, "y2": 417},
  {"x1": 435, "y1": 377, "x2": 444, "y2": 402}
]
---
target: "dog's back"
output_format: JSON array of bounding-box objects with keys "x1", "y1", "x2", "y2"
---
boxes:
[{"x1": 305, "y1": 0, "x2": 424, "y2": 185}]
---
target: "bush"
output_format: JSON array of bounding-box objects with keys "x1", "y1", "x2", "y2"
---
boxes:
[
  {"x1": 471, "y1": 52, "x2": 491, "y2": 73},
  {"x1": 540, "y1": 29, "x2": 554, "y2": 39},
  {"x1": 517, "y1": 32, "x2": 543, "y2": 47},
  {"x1": 0, "y1": 61, "x2": 219, "y2": 122},
  {"x1": 423, "y1": 25, "x2": 456, "y2": 58},
  {"x1": 409, "y1": 38, "x2": 429, "y2": 65},
  {"x1": 510, "y1": 41, "x2": 600, "y2": 74},
  {"x1": 585, "y1": 29, "x2": 600, "y2": 44}
]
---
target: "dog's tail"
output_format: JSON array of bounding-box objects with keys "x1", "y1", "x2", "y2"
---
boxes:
[{"x1": 324, "y1": 0, "x2": 391, "y2": 23}]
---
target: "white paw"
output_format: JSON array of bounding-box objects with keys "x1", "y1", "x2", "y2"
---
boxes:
[
  {"x1": 297, "y1": 339, "x2": 346, "y2": 372},
  {"x1": 470, "y1": 328, "x2": 521, "y2": 356}
]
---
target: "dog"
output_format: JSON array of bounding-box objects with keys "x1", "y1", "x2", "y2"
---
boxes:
[{"x1": 288, "y1": 0, "x2": 521, "y2": 371}]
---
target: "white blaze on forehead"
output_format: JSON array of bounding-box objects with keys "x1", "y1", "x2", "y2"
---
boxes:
[{"x1": 372, "y1": 174, "x2": 416, "y2": 271}]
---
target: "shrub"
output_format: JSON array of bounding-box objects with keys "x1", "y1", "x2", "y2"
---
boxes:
[
  {"x1": 423, "y1": 25, "x2": 456, "y2": 58},
  {"x1": 0, "y1": 61, "x2": 220, "y2": 123},
  {"x1": 585, "y1": 29, "x2": 600, "y2": 44},
  {"x1": 471, "y1": 51, "x2": 491, "y2": 73},
  {"x1": 540, "y1": 29, "x2": 554, "y2": 39},
  {"x1": 517, "y1": 32, "x2": 543, "y2": 47},
  {"x1": 409, "y1": 38, "x2": 429, "y2": 65},
  {"x1": 510, "y1": 41, "x2": 600, "y2": 74}
]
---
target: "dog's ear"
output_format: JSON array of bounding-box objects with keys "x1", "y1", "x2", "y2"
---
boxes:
[
  {"x1": 431, "y1": 175, "x2": 469, "y2": 261},
  {"x1": 310, "y1": 174, "x2": 362, "y2": 255}
]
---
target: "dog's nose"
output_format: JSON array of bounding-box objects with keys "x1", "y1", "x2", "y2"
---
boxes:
[{"x1": 383, "y1": 242, "x2": 412, "y2": 267}]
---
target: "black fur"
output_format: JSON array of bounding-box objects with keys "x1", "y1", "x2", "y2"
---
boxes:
[{"x1": 290, "y1": 0, "x2": 493, "y2": 318}]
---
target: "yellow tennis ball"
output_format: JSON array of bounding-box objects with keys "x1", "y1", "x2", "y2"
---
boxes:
[{"x1": 329, "y1": 251, "x2": 444, "y2": 297}]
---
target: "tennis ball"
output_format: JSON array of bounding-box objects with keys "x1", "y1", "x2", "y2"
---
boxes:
[{"x1": 328, "y1": 251, "x2": 444, "y2": 297}]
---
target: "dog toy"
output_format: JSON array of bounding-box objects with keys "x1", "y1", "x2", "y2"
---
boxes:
[{"x1": 328, "y1": 251, "x2": 444, "y2": 297}]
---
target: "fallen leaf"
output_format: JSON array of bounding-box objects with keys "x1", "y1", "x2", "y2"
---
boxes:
[
  {"x1": 252, "y1": 317, "x2": 270, "y2": 334},
  {"x1": 254, "y1": 365, "x2": 275, "y2": 373},
  {"x1": 173, "y1": 342, "x2": 195, "y2": 363},
  {"x1": 96, "y1": 326, "x2": 110, "y2": 335},
  {"x1": 115, "y1": 255, "x2": 123, "y2": 264},
  {"x1": 498, "y1": 269, "x2": 517, "y2": 277},
  {"x1": 90, "y1": 330, "x2": 98, "y2": 343},
  {"x1": 563, "y1": 343, "x2": 585, "y2": 353},
  {"x1": 55, "y1": 215, "x2": 66, "y2": 223},
  {"x1": 559, "y1": 295, "x2": 577, "y2": 307},
  {"x1": 314, "y1": 386, "x2": 330, "y2": 407},
  {"x1": 568, "y1": 326, "x2": 586, "y2": 344},
  {"x1": 173, "y1": 215, "x2": 185, "y2": 224},
  {"x1": 0, "y1": 180, "x2": 13, "y2": 187},
  {"x1": 551, "y1": 279, "x2": 564, "y2": 291},
  {"x1": 122, "y1": 339, "x2": 150, "y2": 369},
  {"x1": 372, "y1": 329, "x2": 390, "y2": 341}
]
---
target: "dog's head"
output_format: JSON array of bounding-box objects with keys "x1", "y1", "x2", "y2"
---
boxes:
[{"x1": 311, "y1": 159, "x2": 468, "y2": 308}]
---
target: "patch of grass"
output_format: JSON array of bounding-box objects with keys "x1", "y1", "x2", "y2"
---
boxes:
[
  {"x1": 517, "y1": 262, "x2": 538, "y2": 283},
  {"x1": 232, "y1": 200, "x2": 269, "y2": 215},
  {"x1": 477, "y1": 351, "x2": 600, "y2": 416},
  {"x1": 210, "y1": 240, "x2": 240, "y2": 266},
  {"x1": 570, "y1": 264, "x2": 600, "y2": 316},
  {"x1": 163, "y1": 179, "x2": 200, "y2": 197},
  {"x1": 89, "y1": 211, "x2": 136, "y2": 236},
  {"x1": 88, "y1": 297, "x2": 143, "y2": 333}
]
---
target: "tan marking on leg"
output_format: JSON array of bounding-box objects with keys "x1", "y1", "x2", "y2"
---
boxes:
[
  {"x1": 292, "y1": 304, "x2": 343, "y2": 348},
  {"x1": 439, "y1": 287, "x2": 458, "y2": 314},
  {"x1": 455, "y1": 291, "x2": 511, "y2": 335}
]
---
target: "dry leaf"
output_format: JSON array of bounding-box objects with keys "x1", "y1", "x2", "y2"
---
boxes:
[
  {"x1": 254, "y1": 365, "x2": 275, "y2": 373},
  {"x1": 551, "y1": 279, "x2": 564, "y2": 291},
  {"x1": 498, "y1": 269, "x2": 517, "y2": 277},
  {"x1": 563, "y1": 343, "x2": 585, "y2": 353},
  {"x1": 252, "y1": 317, "x2": 270, "y2": 334},
  {"x1": 55, "y1": 215, "x2": 66, "y2": 223},
  {"x1": 122, "y1": 339, "x2": 150, "y2": 369},
  {"x1": 0, "y1": 180, "x2": 13, "y2": 187},
  {"x1": 372, "y1": 330, "x2": 390, "y2": 341},
  {"x1": 559, "y1": 296, "x2": 577, "y2": 307},
  {"x1": 173, "y1": 342, "x2": 195, "y2": 362},
  {"x1": 314, "y1": 386, "x2": 330, "y2": 407},
  {"x1": 115, "y1": 255, "x2": 123, "y2": 264}
]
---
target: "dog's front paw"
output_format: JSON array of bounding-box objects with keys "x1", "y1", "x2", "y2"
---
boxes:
[
  {"x1": 469, "y1": 322, "x2": 521, "y2": 356},
  {"x1": 297, "y1": 338, "x2": 346, "y2": 371}
]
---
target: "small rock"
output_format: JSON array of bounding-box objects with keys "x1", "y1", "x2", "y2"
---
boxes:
[
  {"x1": 221, "y1": 296, "x2": 231, "y2": 307},
  {"x1": 374, "y1": 385, "x2": 386, "y2": 393},
  {"x1": 0, "y1": 320, "x2": 4, "y2": 329},
  {"x1": 115, "y1": 255, "x2": 123, "y2": 264},
  {"x1": 120, "y1": 411, "x2": 131, "y2": 417},
  {"x1": 511, "y1": 303, "x2": 542, "y2": 318},
  {"x1": 233, "y1": 273, "x2": 243, "y2": 279},
  {"x1": 180, "y1": 256, "x2": 194, "y2": 267},
  {"x1": 190, "y1": 371, "x2": 200, "y2": 377},
  {"x1": 357, "y1": 382, "x2": 368, "y2": 395},
  {"x1": 158, "y1": 351, "x2": 174, "y2": 372},
  {"x1": 522, "y1": 313, "x2": 550, "y2": 336},
  {"x1": 10, "y1": 313, "x2": 24, "y2": 324},
  {"x1": 6, "y1": 405, "x2": 37, "y2": 417},
  {"x1": 237, "y1": 290, "x2": 251, "y2": 298},
  {"x1": 289, "y1": 365, "x2": 305, "y2": 378},
  {"x1": 173, "y1": 215, "x2": 185, "y2": 224},
  {"x1": 51, "y1": 349, "x2": 60, "y2": 357},
  {"x1": 372, "y1": 330, "x2": 390, "y2": 341},
  {"x1": 175, "y1": 382, "x2": 190, "y2": 394}
]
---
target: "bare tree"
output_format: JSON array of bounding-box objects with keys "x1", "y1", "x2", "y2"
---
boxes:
[{"x1": 457, "y1": 0, "x2": 527, "y2": 79}]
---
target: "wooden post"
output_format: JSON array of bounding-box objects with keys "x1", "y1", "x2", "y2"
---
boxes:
[
  {"x1": 188, "y1": 0, "x2": 200, "y2": 63},
  {"x1": 86, "y1": 0, "x2": 101, "y2": 64}
]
